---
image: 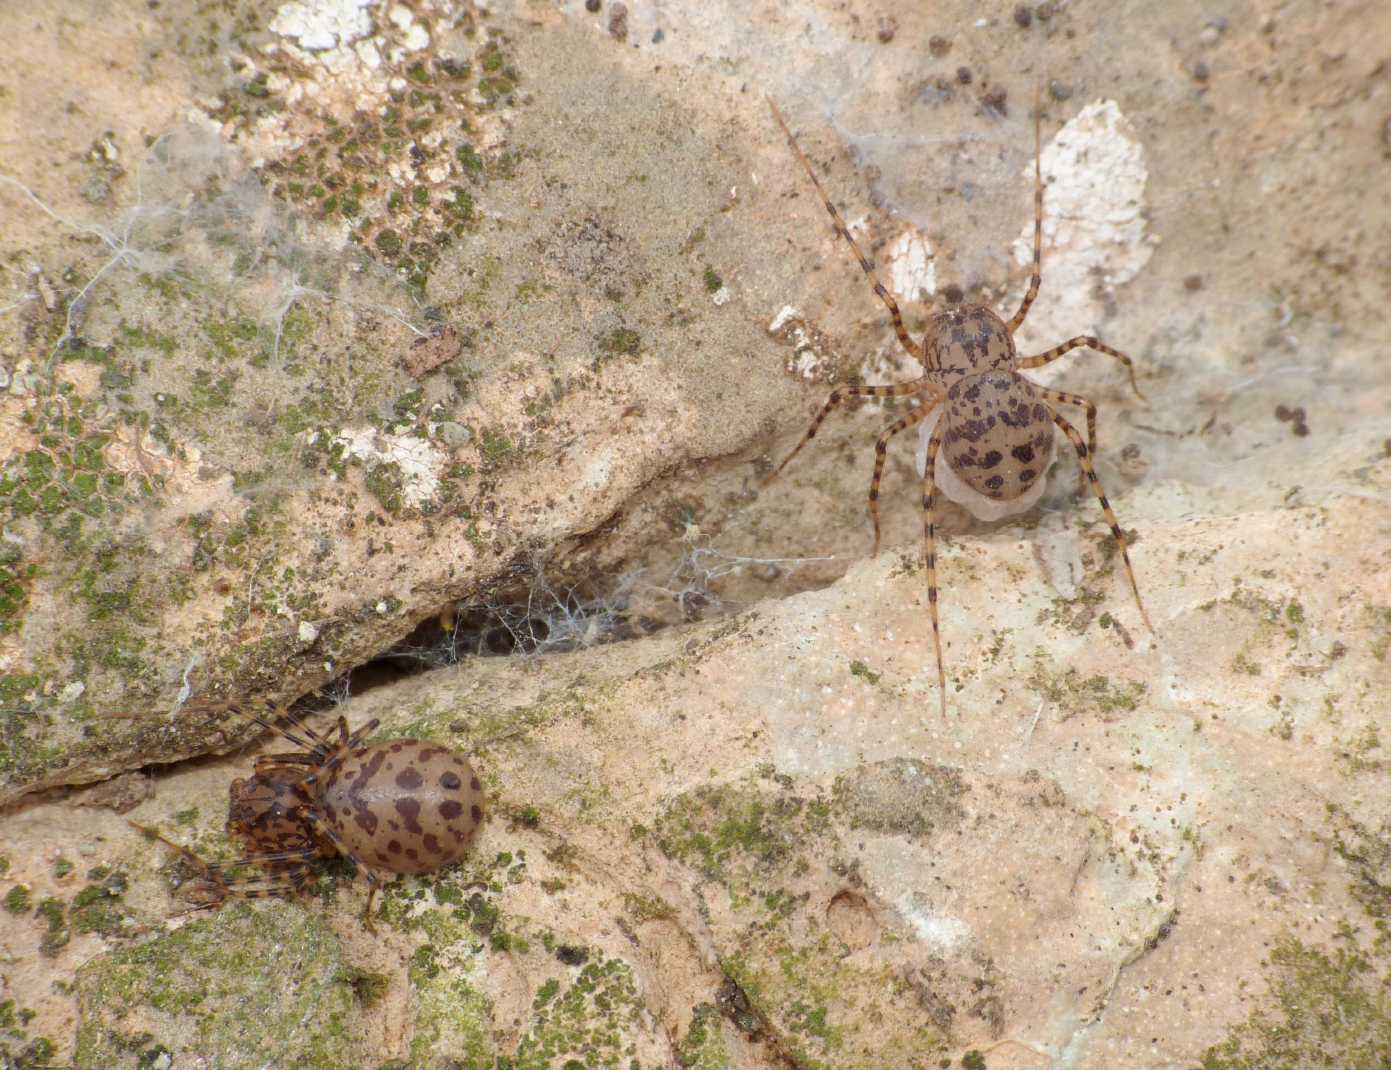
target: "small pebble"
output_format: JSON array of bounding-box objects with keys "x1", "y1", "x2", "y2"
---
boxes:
[
  {"x1": 1184, "y1": 274, "x2": 1204, "y2": 291},
  {"x1": 1275, "y1": 404, "x2": 1292, "y2": 422},
  {"x1": 1193, "y1": 60, "x2": 1210, "y2": 83},
  {"x1": 1049, "y1": 80, "x2": 1073, "y2": 101},
  {"x1": 877, "y1": 17, "x2": 896, "y2": 43},
  {"x1": 956, "y1": 66, "x2": 972, "y2": 85},
  {"x1": 928, "y1": 35, "x2": 952, "y2": 58},
  {"x1": 585, "y1": 0, "x2": 600, "y2": 11}
]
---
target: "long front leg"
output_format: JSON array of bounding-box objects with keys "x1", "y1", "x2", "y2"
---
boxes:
[
  {"x1": 769, "y1": 99, "x2": 922, "y2": 358},
  {"x1": 764, "y1": 380, "x2": 936, "y2": 486},
  {"x1": 1007, "y1": 85, "x2": 1044, "y2": 334},
  {"x1": 1021, "y1": 336, "x2": 1145, "y2": 400},
  {"x1": 921, "y1": 422, "x2": 949, "y2": 718},
  {"x1": 869, "y1": 395, "x2": 943, "y2": 556}
]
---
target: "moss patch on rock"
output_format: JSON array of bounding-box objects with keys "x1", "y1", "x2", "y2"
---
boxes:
[{"x1": 74, "y1": 901, "x2": 369, "y2": 1069}]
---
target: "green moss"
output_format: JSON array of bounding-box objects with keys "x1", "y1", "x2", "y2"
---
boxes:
[
  {"x1": 37, "y1": 896, "x2": 69, "y2": 956},
  {"x1": 456, "y1": 143, "x2": 484, "y2": 174},
  {"x1": 1028, "y1": 661, "x2": 1147, "y2": 718},
  {"x1": 3, "y1": 883, "x2": 31, "y2": 913},
  {"x1": 363, "y1": 462, "x2": 407, "y2": 516},
  {"x1": 512, "y1": 956, "x2": 643, "y2": 1068},
  {"x1": 374, "y1": 229, "x2": 403, "y2": 258},
  {"x1": 1192, "y1": 935, "x2": 1390, "y2": 1069},
  {"x1": 0, "y1": 990, "x2": 55, "y2": 1070},
  {"x1": 74, "y1": 901, "x2": 365, "y2": 1069},
  {"x1": 676, "y1": 1002, "x2": 732, "y2": 1069},
  {"x1": 653, "y1": 780, "x2": 831, "y2": 884},
  {"x1": 702, "y1": 266, "x2": 723, "y2": 293},
  {"x1": 848, "y1": 660, "x2": 880, "y2": 685},
  {"x1": 596, "y1": 327, "x2": 642, "y2": 364},
  {"x1": 478, "y1": 428, "x2": 519, "y2": 469},
  {"x1": 70, "y1": 872, "x2": 131, "y2": 937}
]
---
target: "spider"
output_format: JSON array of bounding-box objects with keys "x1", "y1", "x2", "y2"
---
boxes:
[
  {"x1": 135, "y1": 710, "x2": 485, "y2": 930},
  {"x1": 764, "y1": 93, "x2": 1153, "y2": 717}
]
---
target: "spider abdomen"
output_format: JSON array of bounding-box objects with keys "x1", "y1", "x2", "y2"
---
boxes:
[
  {"x1": 943, "y1": 372, "x2": 1055, "y2": 501},
  {"x1": 319, "y1": 739, "x2": 485, "y2": 875}
]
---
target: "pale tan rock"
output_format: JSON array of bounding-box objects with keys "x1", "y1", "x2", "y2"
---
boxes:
[{"x1": 2, "y1": 0, "x2": 1390, "y2": 1066}]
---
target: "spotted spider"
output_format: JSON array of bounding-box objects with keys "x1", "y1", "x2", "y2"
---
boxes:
[
  {"x1": 764, "y1": 93, "x2": 1152, "y2": 716},
  {"x1": 136, "y1": 711, "x2": 484, "y2": 929}
]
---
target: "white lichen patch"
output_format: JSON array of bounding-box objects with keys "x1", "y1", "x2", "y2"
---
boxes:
[
  {"x1": 768, "y1": 304, "x2": 838, "y2": 382},
  {"x1": 1010, "y1": 100, "x2": 1155, "y2": 356},
  {"x1": 327, "y1": 425, "x2": 445, "y2": 507},
  {"x1": 269, "y1": 0, "x2": 374, "y2": 52},
  {"x1": 888, "y1": 227, "x2": 936, "y2": 304},
  {"x1": 896, "y1": 894, "x2": 972, "y2": 951},
  {"x1": 227, "y1": 0, "x2": 487, "y2": 170}
]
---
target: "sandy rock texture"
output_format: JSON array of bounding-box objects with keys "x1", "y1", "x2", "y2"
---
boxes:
[{"x1": 2, "y1": 0, "x2": 1389, "y2": 1067}]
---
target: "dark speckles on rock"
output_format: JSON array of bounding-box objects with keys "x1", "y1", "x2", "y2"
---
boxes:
[
  {"x1": 471, "y1": 804, "x2": 484, "y2": 824},
  {"x1": 470, "y1": 776, "x2": 482, "y2": 792},
  {"x1": 388, "y1": 839, "x2": 403, "y2": 854},
  {"x1": 439, "y1": 771, "x2": 462, "y2": 791},
  {"x1": 1012, "y1": 444, "x2": 1035, "y2": 463},
  {"x1": 439, "y1": 799, "x2": 464, "y2": 820},
  {"x1": 422, "y1": 834, "x2": 441, "y2": 854},
  {"x1": 982, "y1": 450, "x2": 1003, "y2": 469},
  {"x1": 395, "y1": 767, "x2": 424, "y2": 791}
]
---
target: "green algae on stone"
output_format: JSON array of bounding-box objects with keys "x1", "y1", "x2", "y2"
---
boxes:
[
  {"x1": 653, "y1": 779, "x2": 832, "y2": 884},
  {"x1": 1192, "y1": 935, "x2": 1391, "y2": 1070},
  {"x1": 0, "y1": 994, "x2": 56, "y2": 1070},
  {"x1": 832, "y1": 757, "x2": 967, "y2": 839},
  {"x1": 381, "y1": 874, "x2": 654, "y2": 1069},
  {"x1": 676, "y1": 1002, "x2": 734, "y2": 1069},
  {"x1": 74, "y1": 901, "x2": 368, "y2": 1069},
  {"x1": 654, "y1": 774, "x2": 953, "y2": 1067}
]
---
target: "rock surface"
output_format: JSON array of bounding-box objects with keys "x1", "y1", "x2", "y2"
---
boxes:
[{"x1": 2, "y1": 0, "x2": 1390, "y2": 1067}]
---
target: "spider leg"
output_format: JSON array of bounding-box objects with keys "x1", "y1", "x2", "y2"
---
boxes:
[
  {"x1": 1007, "y1": 83, "x2": 1044, "y2": 334},
  {"x1": 765, "y1": 380, "x2": 936, "y2": 487},
  {"x1": 1020, "y1": 336, "x2": 1145, "y2": 400},
  {"x1": 1047, "y1": 409, "x2": 1153, "y2": 632},
  {"x1": 921, "y1": 420, "x2": 949, "y2": 718},
  {"x1": 251, "y1": 752, "x2": 319, "y2": 777},
  {"x1": 344, "y1": 717, "x2": 380, "y2": 751},
  {"x1": 253, "y1": 714, "x2": 328, "y2": 759},
  {"x1": 303, "y1": 809, "x2": 383, "y2": 934},
  {"x1": 869, "y1": 395, "x2": 943, "y2": 556},
  {"x1": 769, "y1": 99, "x2": 921, "y2": 358},
  {"x1": 130, "y1": 821, "x2": 317, "y2": 904},
  {"x1": 1032, "y1": 386, "x2": 1097, "y2": 495}
]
